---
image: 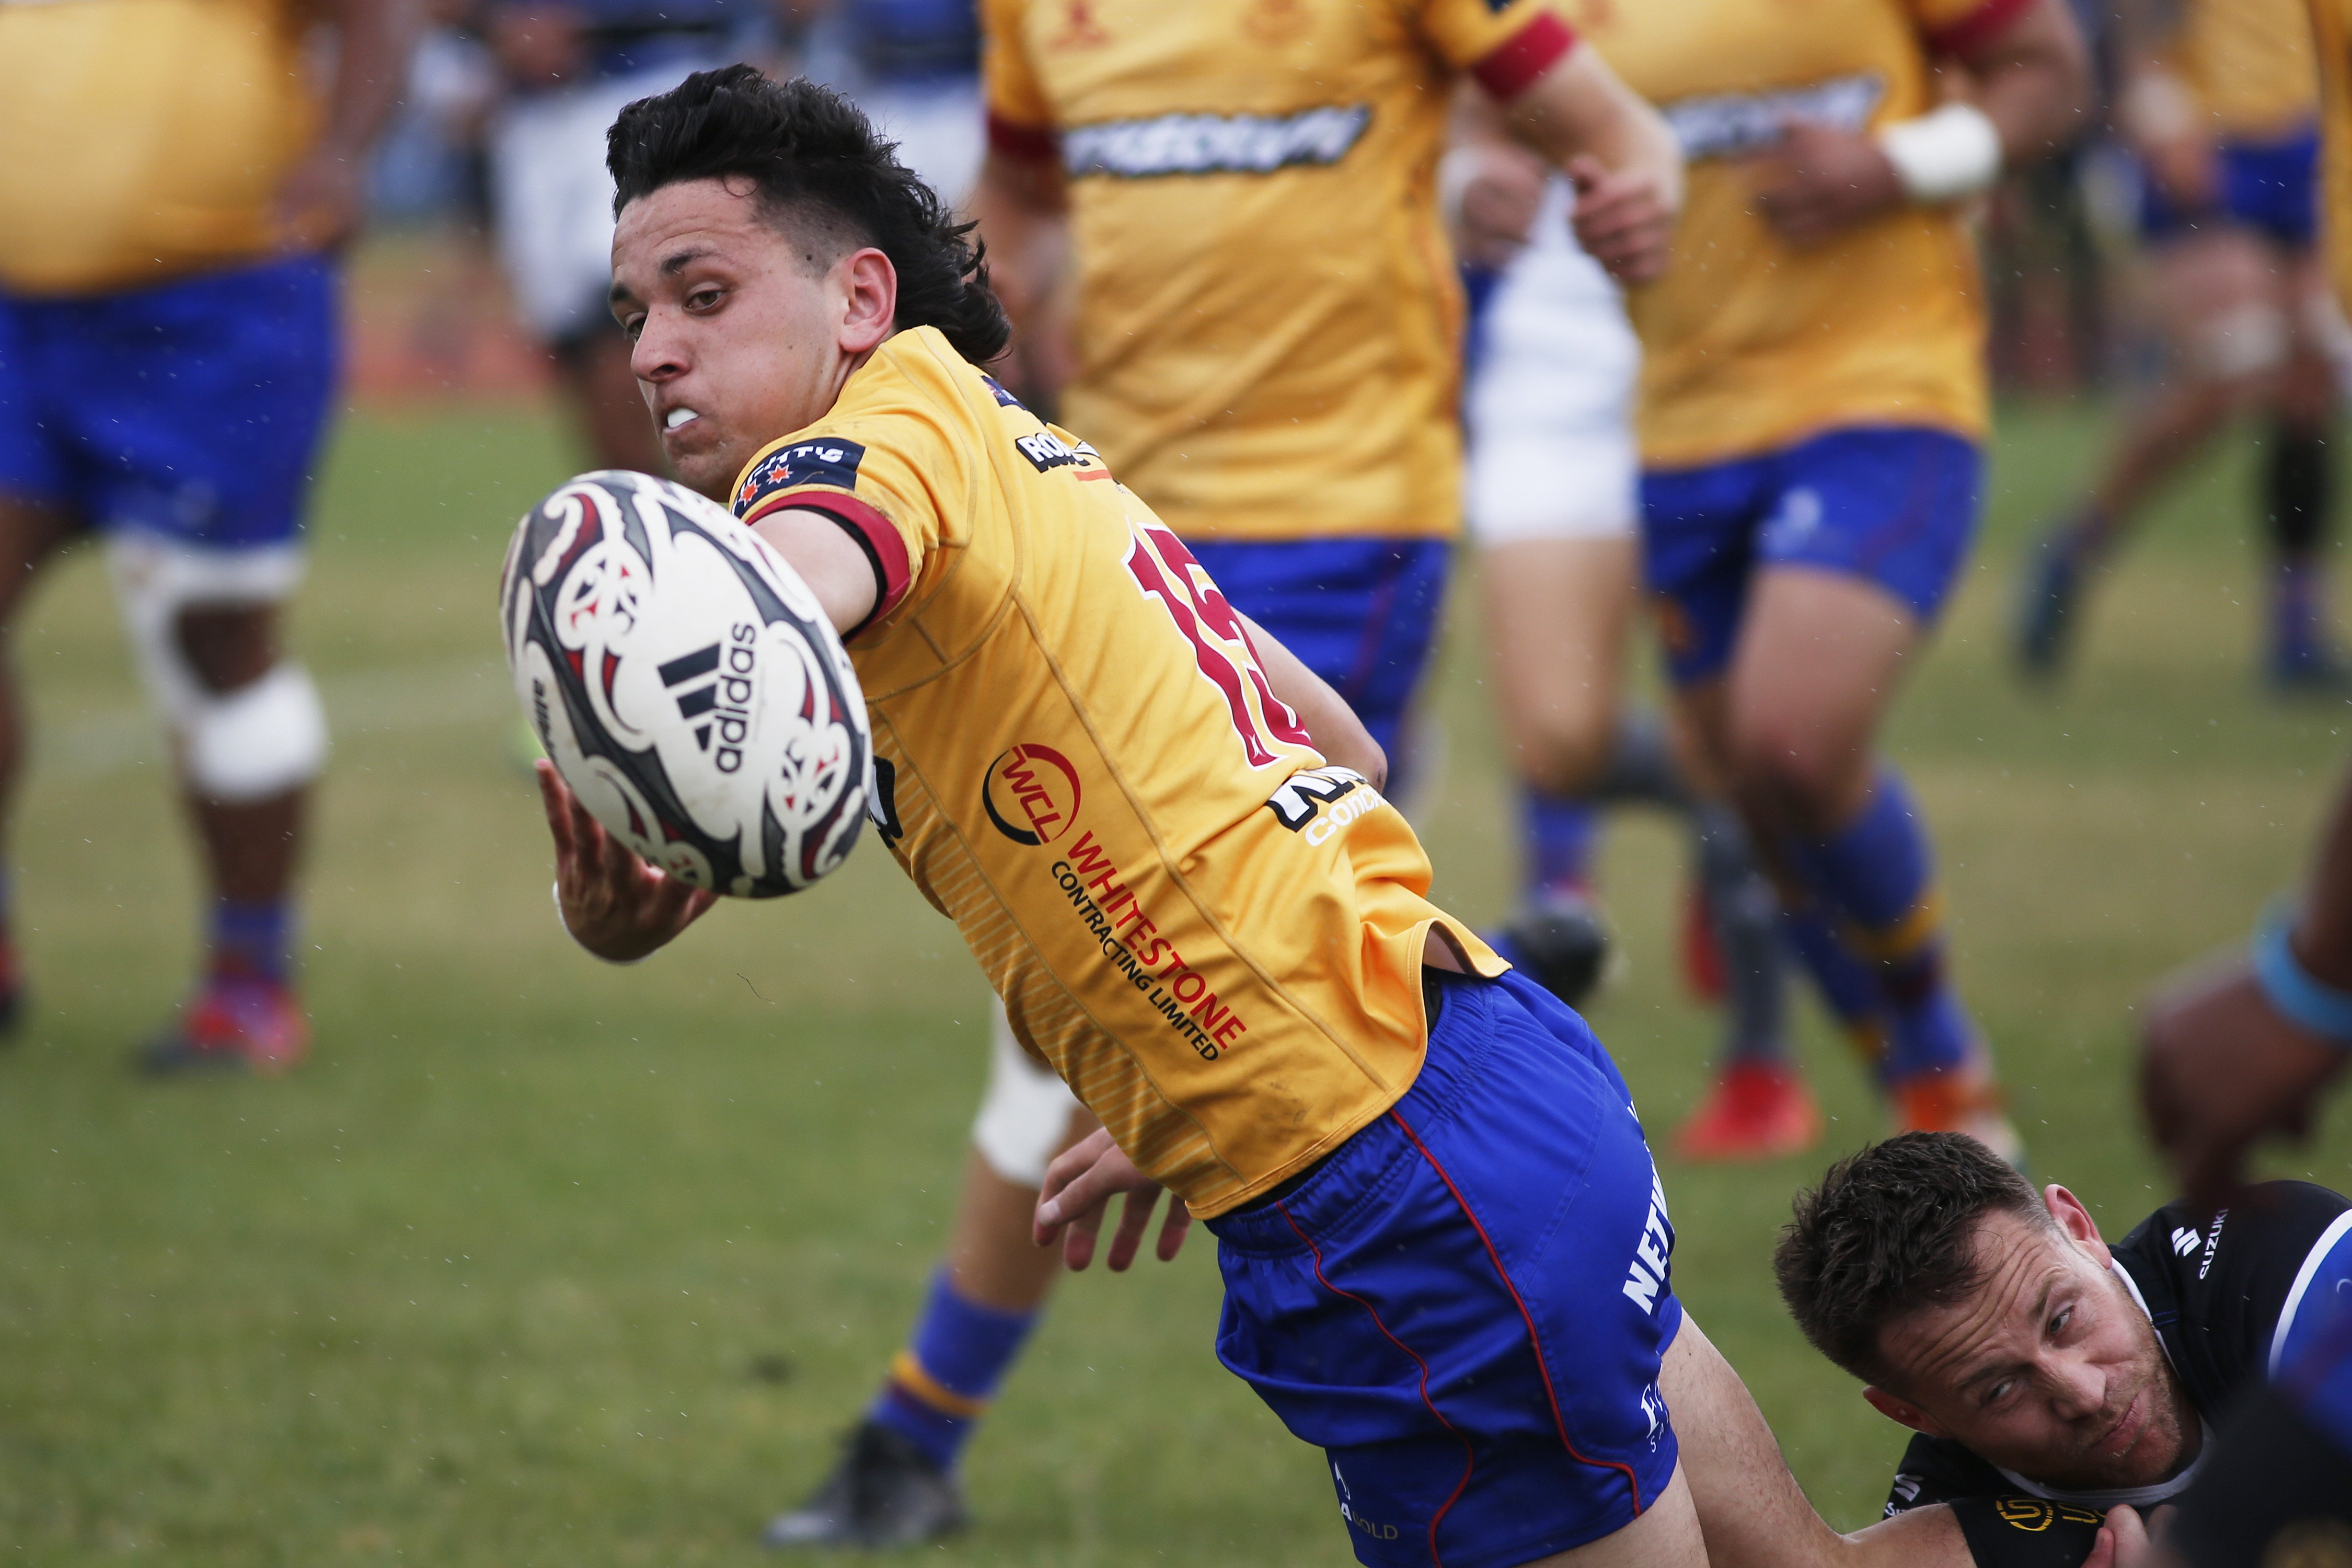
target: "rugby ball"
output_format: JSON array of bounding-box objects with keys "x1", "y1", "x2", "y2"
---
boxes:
[{"x1": 499, "y1": 469, "x2": 869, "y2": 897}]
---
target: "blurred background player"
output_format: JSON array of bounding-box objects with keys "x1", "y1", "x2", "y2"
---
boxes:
[
  {"x1": 762, "y1": 0, "x2": 1682, "y2": 1546},
  {"x1": 0, "y1": 0, "x2": 411, "y2": 1068},
  {"x1": 1446, "y1": 116, "x2": 1806, "y2": 1163},
  {"x1": 480, "y1": 0, "x2": 769, "y2": 472},
  {"x1": 2017, "y1": 0, "x2": 2346, "y2": 689},
  {"x1": 1581, "y1": 0, "x2": 2089, "y2": 1158}
]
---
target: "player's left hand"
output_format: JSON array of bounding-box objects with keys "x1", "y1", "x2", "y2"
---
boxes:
[
  {"x1": 1033, "y1": 1125, "x2": 1192, "y2": 1272},
  {"x1": 274, "y1": 147, "x2": 370, "y2": 253},
  {"x1": 1750, "y1": 121, "x2": 1906, "y2": 247},
  {"x1": 535, "y1": 758, "x2": 719, "y2": 962},
  {"x1": 1568, "y1": 155, "x2": 1675, "y2": 285},
  {"x1": 2141, "y1": 957, "x2": 2350, "y2": 1216}
]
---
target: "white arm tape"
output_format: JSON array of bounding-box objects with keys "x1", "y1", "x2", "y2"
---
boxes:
[{"x1": 1876, "y1": 102, "x2": 2003, "y2": 205}]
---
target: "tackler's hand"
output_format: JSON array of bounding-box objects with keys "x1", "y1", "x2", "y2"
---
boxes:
[
  {"x1": 2141, "y1": 958, "x2": 2349, "y2": 1217},
  {"x1": 1034, "y1": 1126, "x2": 1192, "y2": 1272},
  {"x1": 536, "y1": 758, "x2": 717, "y2": 963}
]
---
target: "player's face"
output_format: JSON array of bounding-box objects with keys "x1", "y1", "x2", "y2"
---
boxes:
[
  {"x1": 1869, "y1": 1196, "x2": 2195, "y2": 1492},
  {"x1": 609, "y1": 178, "x2": 892, "y2": 501}
]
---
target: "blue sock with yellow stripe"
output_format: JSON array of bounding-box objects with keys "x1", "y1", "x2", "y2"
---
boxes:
[
  {"x1": 869, "y1": 1270, "x2": 1040, "y2": 1472},
  {"x1": 1782, "y1": 769, "x2": 1973, "y2": 1083}
]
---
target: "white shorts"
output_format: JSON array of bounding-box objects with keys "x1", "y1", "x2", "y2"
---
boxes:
[
  {"x1": 1463, "y1": 178, "x2": 1642, "y2": 547},
  {"x1": 488, "y1": 59, "x2": 724, "y2": 344},
  {"x1": 970, "y1": 998, "x2": 1082, "y2": 1189}
]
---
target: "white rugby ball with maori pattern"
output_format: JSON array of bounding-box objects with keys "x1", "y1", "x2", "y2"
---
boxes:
[{"x1": 499, "y1": 469, "x2": 869, "y2": 897}]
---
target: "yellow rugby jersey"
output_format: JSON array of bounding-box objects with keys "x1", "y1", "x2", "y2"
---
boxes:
[
  {"x1": 1574, "y1": 0, "x2": 2015, "y2": 468},
  {"x1": 2177, "y1": 0, "x2": 2318, "y2": 141},
  {"x1": 733, "y1": 327, "x2": 1505, "y2": 1217},
  {"x1": 0, "y1": 0, "x2": 322, "y2": 294},
  {"x1": 981, "y1": 0, "x2": 1581, "y2": 542},
  {"x1": 2314, "y1": 0, "x2": 2352, "y2": 311}
]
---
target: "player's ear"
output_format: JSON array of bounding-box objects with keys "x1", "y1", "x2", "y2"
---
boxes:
[
  {"x1": 837, "y1": 247, "x2": 897, "y2": 357},
  {"x1": 2044, "y1": 1185, "x2": 2111, "y2": 1264},
  {"x1": 1863, "y1": 1385, "x2": 1947, "y2": 1439}
]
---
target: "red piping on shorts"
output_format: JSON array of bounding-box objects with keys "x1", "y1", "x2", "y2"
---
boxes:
[
  {"x1": 1278, "y1": 1200, "x2": 1473, "y2": 1567},
  {"x1": 1388, "y1": 1108, "x2": 1647, "y2": 1513}
]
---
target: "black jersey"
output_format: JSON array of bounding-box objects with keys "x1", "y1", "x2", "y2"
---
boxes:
[{"x1": 1882, "y1": 1182, "x2": 2352, "y2": 1561}]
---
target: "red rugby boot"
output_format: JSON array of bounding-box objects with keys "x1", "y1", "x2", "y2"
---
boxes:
[
  {"x1": 139, "y1": 979, "x2": 310, "y2": 1076},
  {"x1": 1673, "y1": 1059, "x2": 1823, "y2": 1163}
]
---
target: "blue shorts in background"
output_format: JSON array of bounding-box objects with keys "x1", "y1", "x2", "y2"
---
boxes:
[
  {"x1": 1180, "y1": 536, "x2": 1450, "y2": 761},
  {"x1": 2140, "y1": 125, "x2": 2320, "y2": 251},
  {"x1": 0, "y1": 252, "x2": 341, "y2": 549},
  {"x1": 1641, "y1": 425, "x2": 1984, "y2": 686},
  {"x1": 1208, "y1": 969, "x2": 1681, "y2": 1568}
]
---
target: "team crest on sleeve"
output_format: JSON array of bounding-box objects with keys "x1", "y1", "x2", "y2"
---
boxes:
[{"x1": 733, "y1": 439, "x2": 869, "y2": 516}]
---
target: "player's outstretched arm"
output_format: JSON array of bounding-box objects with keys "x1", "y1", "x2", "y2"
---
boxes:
[
  {"x1": 1238, "y1": 613, "x2": 1387, "y2": 791},
  {"x1": 1493, "y1": 43, "x2": 1684, "y2": 285},
  {"x1": 535, "y1": 759, "x2": 719, "y2": 962},
  {"x1": 2143, "y1": 767, "x2": 2352, "y2": 1213}
]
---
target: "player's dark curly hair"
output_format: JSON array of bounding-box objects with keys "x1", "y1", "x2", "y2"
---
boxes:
[
  {"x1": 607, "y1": 65, "x2": 1010, "y2": 364},
  {"x1": 1774, "y1": 1132, "x2": 2051, "y2": 1386}
]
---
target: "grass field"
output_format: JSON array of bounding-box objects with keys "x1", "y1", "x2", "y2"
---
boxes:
[{"x1": 3, "y1": 393, "x2": 2350, "y2": 1565}]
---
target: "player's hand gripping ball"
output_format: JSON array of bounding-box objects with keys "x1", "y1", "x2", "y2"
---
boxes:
[{"x1": 500, "y1": 470, "x2": 870, "y2": 897}]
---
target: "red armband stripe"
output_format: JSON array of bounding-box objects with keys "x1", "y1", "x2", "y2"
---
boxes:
[
  {"x1": 987, "y1": 111, "x2": 1061, "y2": 163},
  {"x1": 1920, "y1": 0, "x2": 2035, "y2": 57},
  {"x1": 744, "y1": 488, "x2": 912, "y2": 637},
  {"x1": 1471, "y1": 11, "x2": 1578, "y2": 101}
]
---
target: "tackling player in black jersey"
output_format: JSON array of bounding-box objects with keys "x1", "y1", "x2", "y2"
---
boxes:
[{"x1": 1774, "y1": 1133, "x2": 2352, "y2": 1568}]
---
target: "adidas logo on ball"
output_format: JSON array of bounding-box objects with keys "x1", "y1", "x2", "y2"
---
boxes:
[{"x1": 660, "y1": 622, "x2": 759, "y2": 773}]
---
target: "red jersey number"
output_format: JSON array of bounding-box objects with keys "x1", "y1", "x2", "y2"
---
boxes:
[{"x1": 1123, "y1": 523, "x2": 1312, "y2": 768}]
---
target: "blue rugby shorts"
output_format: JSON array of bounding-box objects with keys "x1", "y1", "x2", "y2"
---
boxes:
[
  {"x1": 1641, "y1": 424, "x2": 1984, "y2": 686},
  {"x1": 1179, "y1": 535, "x2": 1450, "y2": 761},
  {"x1": 1207, "y1": 968, "x2": 1682, "y2": 1568},
  {"x1": 0, "y1": 252, "x2": 340, "y2": 549},
  {"x1": 2139, "y1": 124, "x2": 2320, "y2": 251}
]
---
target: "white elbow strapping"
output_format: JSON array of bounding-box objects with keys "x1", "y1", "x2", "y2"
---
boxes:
[
  {"x1": 185, "y1": 662, "x2": 329, "y2": 802},
  {"x1": 971, "y1": 999, "x2": 1083, "y2": 1189},
  {"x1": 1877, "y1": 102, "x2": 2003, "y2": 204}
]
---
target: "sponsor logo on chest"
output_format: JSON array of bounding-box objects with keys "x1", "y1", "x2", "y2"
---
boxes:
[
  {"x1": 1662, "y1": 72, "x2": 1886, "y2": 162},
  {"x1": 1063, "y1": 103, "x2": 1372, "y2": 180}
]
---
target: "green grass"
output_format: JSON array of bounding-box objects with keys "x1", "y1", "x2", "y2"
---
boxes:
[{"x1": 3, "y1": 393, "x2": 2349, "y2": 1563}]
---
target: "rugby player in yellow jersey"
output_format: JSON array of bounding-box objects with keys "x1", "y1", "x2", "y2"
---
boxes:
[
  {"x1": 0, "y1": 0, "x2": 412, "y2": 1068},
  {"x1": 2019, "y1": 0, "x2": 2345, "y2": 688},
  {"x1": 1564, "y1": 0, "x2": 2086, "y2": 1157},
  {"x1": 538, "y1": 67, "x2": 2161, "y2": 1568},
  {"x1": 764, "y1": 0, "x2": 1682, "y2": 1543}
]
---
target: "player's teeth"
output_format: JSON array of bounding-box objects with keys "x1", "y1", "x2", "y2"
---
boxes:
[{"x1": 665, "y1": 408, "x2": 698, "y2": 430}]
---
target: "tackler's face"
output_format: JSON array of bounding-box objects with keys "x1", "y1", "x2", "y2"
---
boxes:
[
  {"x1": 610, "y1": 178, "x2": 894, "y2": 503},
  {"x1": 1865, "y1": 1191, "x2": 2196, "y2": 1494}
]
